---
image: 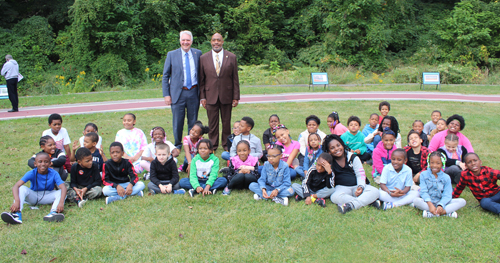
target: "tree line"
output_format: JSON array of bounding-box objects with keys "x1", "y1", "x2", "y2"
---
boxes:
[{"x1": 0, "y1": 0, "x2": 498, "y2": 93}]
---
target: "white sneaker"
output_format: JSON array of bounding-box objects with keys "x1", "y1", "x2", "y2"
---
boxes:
[
  {"x1": 253, "y1": 194, "x2": 262, "y2": 201},
  {"x1": 272, "y1": 197, "x2": 288, "y2": 206},
  {"x1": 77, "y1": 199, "x2": 87, "y2": 208},
  {"x1": 423, "y1": 210, "x2": 438, "y2": 218},
  {"x1": 447, "y1": 212, "x2": 458, "y2": 218}
]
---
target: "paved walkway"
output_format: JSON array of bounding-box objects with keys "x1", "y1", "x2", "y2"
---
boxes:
[{"x1": 1, "y1": 91, "x2": 499, "y2": 120}]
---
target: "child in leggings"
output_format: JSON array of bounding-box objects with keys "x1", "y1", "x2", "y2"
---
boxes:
[
  {"x1": 222, "y1": 140, "x2": 259, "y2": 195},
  {"x1": 414, "y1": 151, "x2": 466, "y2": 218}
]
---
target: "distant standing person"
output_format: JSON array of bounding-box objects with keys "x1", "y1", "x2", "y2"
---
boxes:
[
  {"x1": 199, "y1": 33, "x2": 240, "y2": 151},
  {"x1": 1, "y1": 54, "x2": 19, "y2": 112},
  {"x1": 162, "y1": 31, "x2": 202, "y2": 149}
]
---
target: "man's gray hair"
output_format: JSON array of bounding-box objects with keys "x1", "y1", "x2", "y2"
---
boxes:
[
  {"x1": 179, "y1": 31, "x2": 193, "y2": 41},
  {"x1": 5, "y1": 54, "x2": 13, "y2": 60}
]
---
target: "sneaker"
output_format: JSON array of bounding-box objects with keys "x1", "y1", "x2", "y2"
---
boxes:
[
  {"x1": 173, "y1": 189, "x2": 186, "y2": 194},
  {"x1": 178, "y1": 164, "x2": 183, "y2": 172},
  {"x1": 383, "y1": 202, "x2": 394, "y2": 210},
  {"x1": 149, "y1": 189, "x2": 156, "y2": 195},
  {"x1": 371, "y1": 200, "x2": 382, "y2": 210},
  {"x1": 143, "y1": 172, "x2": 150, "y2": 180},
  {"x1": 43, "y1": 211, "x2": 65, "y2": 222},
  {"x1": 314, "y1": 198, "x2": 326, "y2": 208},
  {"x1": 219, "y1": 167, "x2": 230, "y2": 174},
  {"x1": 295, "y1": 195, "x2": 304, "y2": 202},
  {"x1": 408, "y1": 202, "x2": 415, "y2": 208},
  {"x1": 337, "y1": 203, "x2": 353, "y2": 214},
  {"x1": 77, "y1": 199, "x2": 87, "y2": 208},
  {"x1": 253, "y1": 194, "x2": 262, "y2": 201},
  {"x1": 105, "y1": 195, "x2": 123, "y2": 205},
  {"x1": 212, "y1": 189, "x2": 217, "y2": 195},
  {"x1": 273, "y1": 197, "x2": 288, "y2": 206},
  {"x1": 1, "y1": 212, "x2": 22, "y2": 224},
  {"x1": 373, "y1": 176, "x2": 381, "y2": 184},
  {"x1": 447, "y1": 212, "x2": 458, "y2": 218},
  {"x1": 188, "y1": 189, "x2": 197, "y2": 198},
  {"x1": 423, "y1": 210, "x2": 438, "y2": 218},
  {"x1": 137, "y1": 191, "x2": 144, "y2": 197},
  {"x1": 222, "y1": 187, "x2": 231, "y2": 195}
]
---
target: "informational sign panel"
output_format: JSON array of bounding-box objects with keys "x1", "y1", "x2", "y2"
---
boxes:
[
  {"x1": 309, "y1": 73, "x2": 329, "y2": 91},
  {"x1": 0, "y1": 85, "x2": 8, "y2": 99},
  {"x1": 421, "y1": 72, "x2": 441, "y2": 90}
]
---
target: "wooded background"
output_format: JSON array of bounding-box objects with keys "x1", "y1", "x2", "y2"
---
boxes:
[{"x1": 0, "y1": 0, "x2": 498, "y2": 93}]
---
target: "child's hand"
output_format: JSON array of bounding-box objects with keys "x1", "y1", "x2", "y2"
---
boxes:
[
  {"x1": 166, "y1": 184, "x2": 172, "y2": 193},
  {"x1": 269, "y1": 189, "x2": 279, "y2": 199},
  {"x1": 159, "y1": 184, "x2": 167, "y2": 194},
  {"x1": 171, "y1": 148, "x2": 180, "y2": 157},
  {"x1": 116, "y1": 185, "x2": 125, "y2": 197},
  {"x1": 459, "y1": 162, "x2": 466, "y2": 170},
  {"x1": 99, "y1": 146, "x2": 105, "y2": 156},
  {"x1": 196, "y1": 186, "x2": 203, "y2": 193},
  {"x1": 10, "y1": 201, "x2": 20, "y2": 213},
  {"x1": 262, "y1": 189, "x2": 270, "y2": 199},
  {"x1": 355, "y1": 149, "x2": 361, "y2": 154},
  {"x1": 125, "y1": 184, "x2": 133, "y2": 196},
  {"x1": 186, "y1": 164, "x2": 191, "y2": 174},
  {"x1": 355, "y1": 187, "x2": 363, "y2": 197},
  {"x1": 239, "y1": 168, "x2": 250, "y2": 174},
  {"x1": 72, "y1": 140, "x2": 79, "y2": 151},
  {"x1": 428, "y1": 203, "x2": 438, "y2": 215},
  {"x1": 436, "y1": 205, "x2": 445, "y2": 215},
  {"x1": 202, "y1": 185, "x2": 211, "y2": 196},
  {"x1": 320, "y1": 160, "x2": 332, "y2": 174},
  {"x1": 413, "y1": 173, "x2": 421, "y2": 183},
  {"x1": 305, "y1": 197, "x2": 312, "y2": 205},
  {"x1": 56, "y1": 202, "x2": 64, "y2": 213},
  {"x1": 80, "y1": 187, "x2": 88, "y2": 199}
]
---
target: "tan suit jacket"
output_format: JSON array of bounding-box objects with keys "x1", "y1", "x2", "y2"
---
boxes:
[{"x1": 199, "y1": 50, "x2": 240, "y2": 105}]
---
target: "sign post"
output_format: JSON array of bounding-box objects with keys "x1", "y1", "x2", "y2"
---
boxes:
[
  {"x1": 309, "y1": 73, "x2": 329, "y2": 91},
  {"x1": 0, "y1": 85, "x2": 8, "y2": 100},
  {"x1": 421, "y1": 72, "x2": 441, "y2": 91}
]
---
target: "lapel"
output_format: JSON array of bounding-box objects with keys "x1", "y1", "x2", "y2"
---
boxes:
[
  {"x1": 192, "y1": 49, "x2": 199, "y2": 69},
  {"x1": 177, "y1": 48, "x2": 183, "y2": 72},
  {"x1": 219, "y1": 50, "x2": 228, "y2": 77}
]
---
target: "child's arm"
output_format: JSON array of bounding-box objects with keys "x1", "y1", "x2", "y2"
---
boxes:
[
  {"x1": 351, "y1": 154, "x2": 367, "y2": 187},
  {"x1": 287, "y1": 148, "x2": 299, "y2": 167},
  {"x1": 27, "y1": 155, "x2": 36, "y2": 169},
  {"x1": 51, "y1": 151, "x2": 67, "y2": 167},
  {"x1": 275, "y1": 163, "x2": 291, "y2": 195},
  {"x1": 205, "y1": 155, "x2": 220, "y2": 190},
  {"x1": 189, "y1": 155, "x2": 202, "y2": 191},
  {"x1": 169, "y1": 160, "x2": 180, "y2": 187},
  {"x1": 70, "y1": 140, "x2": 80, "y2": 162},
  {"x1": 438, "y1": 175, "x2": 453, "y2": 208},
  {"x1": 56, "y1": 182, "x2": 67, "y2": 213},
  {"x1": 229, "y1": 137, "x2": 238, "y2": 157},
  {"x1": 364, "y1": 129, "x2": 378, "y2": 144},
  {"x1": 298, "y1": 132, "x2": 307, "y2": 156},
  {"x1": 358, "y1": 134, "x2": 367, "y2": 155},
  {"x1": 131, "y1": 150, "x2": 144, "y2": 163},
  {"x1": 183, "y1": 144, "x2": 192, "y2": 171},
  {"x1": 149, "y1": 161, "x2": 161, "y2": 186},
  {"x1": 102, "y1": 162, "x2": 117, "y2": 189},
  {"x1": 141, "y1": 147, "x2": 154, "y2": 162},
  {"x1": 372, "y1": 149, "x2": 384, "y2": 175},
  {"x1": 64, "y1": 144, "x2": 71, "y2": 158},
  {"x1": 395, "y1": 134, "x2": 402, "y2": 148},
  {"x1": 452, "y1": 171, "x2": 467, "y2": 198},
  {"x1": 252, "y1": 138, "x2": 264, "y2": 159},
  {"x1": 99, "y1": 146, "x2": 108, "y2": 162},
  {"x1": 10, "y1": 180, "x2": 25, "y2": 212},
  {"x1": 89, "y1": 164, "x2": 102, "y2": 189}
]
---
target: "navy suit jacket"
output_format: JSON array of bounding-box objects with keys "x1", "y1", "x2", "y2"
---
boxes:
[{"x1": 162, "y1": 48, "x2": 201, "y2": 104}]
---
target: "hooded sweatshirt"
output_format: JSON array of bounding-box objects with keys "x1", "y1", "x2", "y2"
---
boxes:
[
  {"x1": 1, "y1": 59, "x2": 19, "y2": 80},
  {"x1": 372, "y1": 141, "x2": 397, "y2": 176}
]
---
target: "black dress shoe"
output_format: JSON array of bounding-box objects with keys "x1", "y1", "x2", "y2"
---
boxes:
[{"x1": 7, "y1": 109, "x2": 18, "y2": 112}]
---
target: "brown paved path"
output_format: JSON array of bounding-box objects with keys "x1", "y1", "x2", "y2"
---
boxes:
[{"x1": 1, "y1": 91, "x2": 499, "y2": 120}]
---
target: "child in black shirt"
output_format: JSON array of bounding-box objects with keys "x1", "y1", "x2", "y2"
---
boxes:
[
  {"x1": 68, "y1": 148, "x2": 102, "y2": 207},
  {"x1": 148, "y1": 143, "x2": 184, "y2": 195}
]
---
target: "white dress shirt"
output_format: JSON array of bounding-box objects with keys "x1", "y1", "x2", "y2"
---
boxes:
[
  {"x1": 212, "y1": 49, "x2": 224, "y2": 71},
  {"x1": 181, "y1": 49, "x2": 197, "y2": 87}
]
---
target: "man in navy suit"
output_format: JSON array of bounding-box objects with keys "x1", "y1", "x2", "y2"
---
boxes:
[{"x1": 162, "y1": 31, "x2": 202, "y2": 148}]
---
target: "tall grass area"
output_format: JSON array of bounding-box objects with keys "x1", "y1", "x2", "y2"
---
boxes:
[{"x1": 0, "y1": 101, "x2": 499, "y2": 261}]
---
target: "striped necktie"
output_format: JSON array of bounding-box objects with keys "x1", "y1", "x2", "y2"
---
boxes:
[{"x1": 215, "y1": 54, "x2": 220, "y2": 76}]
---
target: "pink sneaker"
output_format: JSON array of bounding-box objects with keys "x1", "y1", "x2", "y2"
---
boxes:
[{"x1": 178, "y1": 164, "x2": 183, "y2": 172}]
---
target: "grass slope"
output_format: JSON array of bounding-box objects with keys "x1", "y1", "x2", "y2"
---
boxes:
[{"x1": 0, "y1": 101, "x2": 499, "y2": 262}]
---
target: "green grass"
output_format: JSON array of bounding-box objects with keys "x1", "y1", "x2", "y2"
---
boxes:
[
  {"x1": 2, "y1": 83, "x2": 500, "y2": 110},
  {"x1": 1, "y1": 101, "x2": 499, "y2": 261}
]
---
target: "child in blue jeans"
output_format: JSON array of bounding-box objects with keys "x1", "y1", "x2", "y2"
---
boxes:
[
  {"x1": 102, "y1": 142, "x2": 145, "y2": 204},
  {"x1": 414, "y1": 152, "x2": 466, "y2": 218},
  {"x1": 2, "y1": 152, "x2": 67, "y2": 224},
  {"x1": 249, "y1": 145, "x2": 294, "y2": 206}
]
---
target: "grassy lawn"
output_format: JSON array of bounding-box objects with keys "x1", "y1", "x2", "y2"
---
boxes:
[
  {"x1": 2, "y1": 83, "x2": 500, "y2": 110},
  {"x1": 0, "y1": 100, "x2": 499, "y2": 261}
]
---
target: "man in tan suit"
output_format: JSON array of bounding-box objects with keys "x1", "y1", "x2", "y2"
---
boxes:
[{"x1": 199, "y1": 33, "x2": 240, "y2": 151}]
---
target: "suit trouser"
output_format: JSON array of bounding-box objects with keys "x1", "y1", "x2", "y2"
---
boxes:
[
  {"x1": 171, "y1": 87, "x2": 200, "y2": 148},
  {"x1": 6, "y1": 78, "x2": 18, "y2": 111},
  {"x1": 206, "y1": 99, "x2": 232, "y2": 150}
]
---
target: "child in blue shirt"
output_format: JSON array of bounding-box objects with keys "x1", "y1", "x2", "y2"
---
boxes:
[
  {"x1": 413, "y1": 151, "x2": 466, "y2": 218},
  {"x1": 249, "y1": 145, "x2": 294, "y2": 206},
  {"x1": 341, "y1": 116, "x2": 371, "y2": 162},
  {"x1": 1, "y1": 152, "x2": 67, "y2": 224},
  {"x1": 379, "y1": 149, "x2": 420, "y2": 210},
  {"x1": 362, "y1": 113, "x2": 379, "y2": 155}
]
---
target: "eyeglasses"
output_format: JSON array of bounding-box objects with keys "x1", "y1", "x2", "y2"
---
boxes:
[{"x1": 266, "y1": 154, "x2": 281, "y2": 159}]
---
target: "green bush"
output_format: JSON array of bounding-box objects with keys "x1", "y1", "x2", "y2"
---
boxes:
[
  {"x1": 91, "y1": 54, "x2": 130, "y2": 87},
  {"x1": 437, "y1": 63, "x2": 485, "y2": 84}
]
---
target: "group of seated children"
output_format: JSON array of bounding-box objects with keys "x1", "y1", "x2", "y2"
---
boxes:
[{"x1": 3, "y1": 102, "x2": 500, "y2": 224}]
